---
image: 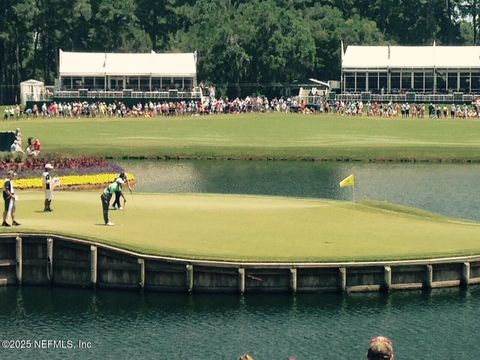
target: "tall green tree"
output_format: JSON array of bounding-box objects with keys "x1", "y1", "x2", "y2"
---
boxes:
[
  {"x1": 136, "y1": 0, "x2": 193, "y2": 50},
  {"x1": 0, "y1": 0, "x2": 475, "y2": 104},
  {"x1": 459, "y1": 0, "x2": 480, "y2": 44},
  {"x1": 171, "y1": 0, "x2": 316, "y2": 96},
  {"x1": 93, "y1": 0, "x2": 151, "y2": 51},
  {"x1": 304, "y1": 4, "x2": 384, "y2": 79},
  {"x1": 354, "y1": 0, "x2": 461, "y2": 45}
]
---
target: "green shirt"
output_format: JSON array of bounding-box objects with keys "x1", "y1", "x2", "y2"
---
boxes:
[{"x1": 103, "y1": 182, "x2": 121, "y2": 195}]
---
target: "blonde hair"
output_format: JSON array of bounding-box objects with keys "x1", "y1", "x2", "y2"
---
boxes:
[
  {"x1": 238, "y1": 355, "x2": 254, "y2": 360},
  {"x1": 367, "y1": 336, "x2": 394, "y2": 360}
]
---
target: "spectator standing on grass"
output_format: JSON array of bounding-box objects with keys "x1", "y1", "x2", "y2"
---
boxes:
[
  {"x1": 32, "y1": 138, "x2": 41, "y2": 156},
  {"x1": 15, "y1": 128, "x2": 22, "y2": 144},
  {"x1": 2, "y1": 171, "x2": 20, "y2": 227},
  {"x1": 26, "y1": 137, "x2": 34, "y2": 156},
  {"x1": 101, "y1": 178, "x2": 126, "y2": 226},
  {"x1": 10, "y1": 140, "x2": 25, "y2": 154}
]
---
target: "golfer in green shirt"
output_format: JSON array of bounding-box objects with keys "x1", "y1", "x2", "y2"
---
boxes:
[{"x1": 101, "y1": 178, "x2": 126, "y2": 226}]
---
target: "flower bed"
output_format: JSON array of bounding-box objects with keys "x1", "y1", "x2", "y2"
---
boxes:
[
  {"x1": 0, "y1": 155, "x2": 135, "y2": 190},
  {"x1": 0, "y1": 155, "x2": 123, "y2": 178},
  {"x1": 1, "y1": 173, "x2": 135, "y2": 190}
]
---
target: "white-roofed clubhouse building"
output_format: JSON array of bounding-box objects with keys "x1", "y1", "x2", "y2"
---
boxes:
[
  {"x1": 341, "y1": 44, "x2": 480, "y2": 94},
  {"x1": 59, "y1": 49, "x2": 197, "y2": 91}
]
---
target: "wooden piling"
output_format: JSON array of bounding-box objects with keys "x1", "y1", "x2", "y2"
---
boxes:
[
  {"x1": 425, "y1": 264, "x2": 433, "y2": 289},
  {"x1": 138, "y1": 259, "x2": 145, "y2": 289},
  {"x1": 47, "y1": 238, "x2": 53, "y2": 282},
  {"x1": 90, "y1": 246, "x2": 97, "y2": 287},
  {"x1": 15, "y1": 236, "x2": 22, "y2": 285},
  {"x1": 383, "y1": 266, "x2": 392, "y2": 291},
  {"x1": 290, "y1": 268, "x2": 297, "y2": 293},
  {"x1": 238, "y1": 268, "x2": 245, "y2": 294},
  {"x1": 339, "y1": 267, "x2": 346, "y2": 292},
  {"x1": 186, "y1": 264, "x2": 193, "y2": 293},
  {"x1": 462, "y1": 262, "x2": 470, "y2": 287}
]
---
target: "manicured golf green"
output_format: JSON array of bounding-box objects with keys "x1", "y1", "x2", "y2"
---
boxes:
[
  {"x1": 2, "y1": 113, "x2": 480, "y2": 161},
  {"x1": 4, "y1": 190, "x2": 480, "y2": 261}
]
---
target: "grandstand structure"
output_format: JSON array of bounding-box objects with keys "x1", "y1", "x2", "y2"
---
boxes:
[
  {"x1": 48, "y1": 50, "x2": 202, "y2": 103},
  {"x1": 340, "y1": 43, "x2": 480, "y2": 103}
]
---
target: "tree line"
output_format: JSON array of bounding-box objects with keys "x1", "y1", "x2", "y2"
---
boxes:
[{"x1": 1, "y1": 0, "x2": 479, "y2": 103}]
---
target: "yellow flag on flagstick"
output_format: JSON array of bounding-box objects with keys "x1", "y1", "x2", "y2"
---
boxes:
[{"x1": 339, "y1": 174, "x2": 355, "y2": 188}]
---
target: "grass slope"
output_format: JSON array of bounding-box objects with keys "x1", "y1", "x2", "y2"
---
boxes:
[
  {"x1": 2, "y1": 113, "x2": 480, "y2": 161},
  {"x1": 3, "y1": 190, "x2": 480, "y2": 262}
]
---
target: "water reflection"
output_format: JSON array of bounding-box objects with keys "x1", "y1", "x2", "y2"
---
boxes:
[
  {"x1": 0, "y1": 286, "x2": 479, "y2": 359},
  {"x1": 118, "y1": 160, "x2": 480, "y2": 221}
]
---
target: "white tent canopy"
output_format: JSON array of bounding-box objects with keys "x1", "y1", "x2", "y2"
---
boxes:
[
  {"x1": 342, "y1": 45, "x2": 480, "y2": 70},
  {"x1": 341, "y1": 44, "x2": 480, "y2": 93},
  {"x1": 59, "y1": 50, "x2": 197, "y2": 77}
]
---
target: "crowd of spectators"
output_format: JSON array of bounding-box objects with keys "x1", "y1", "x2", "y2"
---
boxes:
[
  {"x1": 17, "y1": 97, "x2": 306, "y2": 118},
  {"x1": 5, "y1": 96, "x2": 480, "y2": 119},
  {"x1": 6, "y1": 128, "x2": 41, "y2": 158},
  {"x1": 3, "y1": 105, "x2": 21, "y2": 120},
  {"x1": 327, "y1": 100, "x2": 480, "y2": 118}
]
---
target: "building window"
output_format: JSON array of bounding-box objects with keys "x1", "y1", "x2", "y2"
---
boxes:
[
  {"x1": 163, "y1": 77, "x2": 174, "y2": 90},
  {"x1": 61, "y1": 77, "x2": 71, "y2": 89},
  {"x1": 460, "y1": 73, "x2": 470, "y2": 92},
  {"x1": 390, "y1": 72, "x2": 401, "y2": 93},
  {"x1": 140, "y1": 77, "x2": 150, "y2": 90},
  {"x1": 356, "y1": 72, "x2": 366, "y2": 92},
  {"x1": 84, "y1": 77, "x2": 94, "y2": 89},
  {"x1": 152, "y1": 78, "x2": 162, "y2": 91},
  {"x1": 344, "y1": 73, "x2": 355, "y2": 92},
  {"x1": 184, "y1": 78, "x2": 193, "y2": 91},
  {"x1": 95, "y1": 77, "x2": 105, "y2": 90},
  {"x1": 424, "y1": 72, "x2": 434, "y2": 93},
  {"x1": 72, "y1": 77, "x2": 83, "y2": 89},
  {"x1": 413, "y1": 72, "x2": 424, "y2": 92},
  {"x1": 436, "y1": 71, "x2": 447, "y2": 93},
  {"x1": 471, "y1": 72, "x2": 480, "y2": 92},
  {"x1": 401, "y1": 72, "x2": 411, "y2": 91},
  {"x1": 173, "y1": 77, "x2": 184, "y2": 90},
  {"x1": 447, "y1": 72, "x2": 458, "y2": 92},
  {"x1": 379, "y1": 73, "x2": 387, "y2": 93},
  {"x1": 368, "y1": 72, "x2": 378, "y2": 92},
  {"x1": 126, "y1": 76, "x2": 139, "y2": 89}
]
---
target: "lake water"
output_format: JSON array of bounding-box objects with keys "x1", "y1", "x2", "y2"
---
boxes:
[
  {"x1": 118, "y1": 160, "x2": 480, "y2": 221},
  {"x1": 1, "y1": 286, "x2": 479, "y2": 359},
  {"x1": 3, "y1": 160, "x2": 480, "y2": 359}
]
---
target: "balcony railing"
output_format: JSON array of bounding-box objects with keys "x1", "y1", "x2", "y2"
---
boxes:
[
  {"x1": 53, "y1": 89, "x2": 202, "y2": 100},
  {"x1": 333, "y1": 92, "x2": 479, "y2": 104}
]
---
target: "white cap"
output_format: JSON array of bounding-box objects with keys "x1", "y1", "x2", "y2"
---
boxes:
[
  {"x1": 116, "y1": 178, "x2": 124, "y2": 184},
  {"x1": 45, "y1": 163, "x2": 53, "y2": 169}
]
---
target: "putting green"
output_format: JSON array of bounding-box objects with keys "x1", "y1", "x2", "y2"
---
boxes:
[{"x1": 3, "y1": 191, "x2": 480, "y2": 262}]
